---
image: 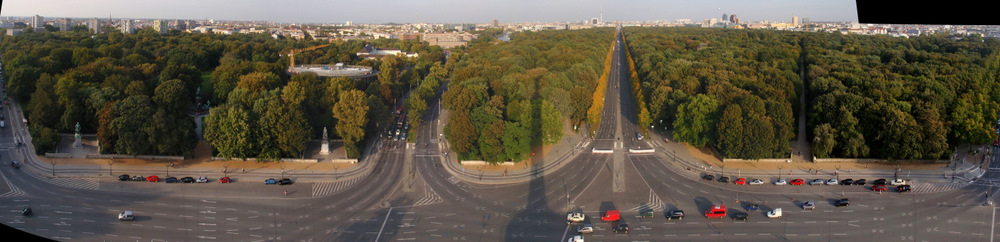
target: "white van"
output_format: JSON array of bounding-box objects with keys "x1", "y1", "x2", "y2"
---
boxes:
[{"x1": 119, "y1": 211, "x2": 134, "y2": 221}]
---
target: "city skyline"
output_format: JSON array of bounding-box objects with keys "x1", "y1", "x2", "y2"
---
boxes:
[{"x1": 0, "y1": 0, "x2": 859, "y2": 24}]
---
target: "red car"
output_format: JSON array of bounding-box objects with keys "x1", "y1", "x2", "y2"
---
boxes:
[
  {"x1": 872, "y1": 185, "x2": 887, "y2": 191},
  {"x1": 146, "y1": 175, "x2": 159, "y2": 182},
  {"x1": 219, "y1": 177, "x2": 231, "y2": 183},
  {"x1": 734, "y1": 178, "x2": 746, "y2": 185},
  {"x1": 789, "y1": 179, "x2": 805, "y2": 185}
]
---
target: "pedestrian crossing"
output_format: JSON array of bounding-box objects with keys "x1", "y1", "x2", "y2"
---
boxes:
[
  {"x1": 909, "y1": 182, "x2": 970, "y2": 194},
  {"x1": 412, "y1": 186, "x2": 443, "y2": 207},
  {"x1": 21, "y1": 168, "x2": 99, "y2": 191},
  {"x1": 311, "y1": 176, "x2": 363, "y2": 197},
  {"x1": 0, "y1": 171, "x2": 25, "y2": 197},
  {"x1": 446, "y1": 176, "x2": 460, "y2": 185},
  {"x1": 627, "y1": 190, "x2": 666, "y2": 212}
]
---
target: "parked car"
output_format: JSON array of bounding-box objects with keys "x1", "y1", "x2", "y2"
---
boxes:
[
  {"x1": 896, "y1": 185, "x2": 911, "y2": 193},
  {"x1": 789, "y1": 179, "x2": 805, "y2": 185},
  {"x1": 734, "y1": 178, "x2": 747, "y2": 185},
  {"x1": 196, "y1": 176, "x2": 209, "y2": 183},
  {"x1": 219, "y1": 177, "x2": 231, "y2": 183},
  {"x1": 180, "y1": 177, "x2": 196, "y2": 183},
  {"x1": 826, "y1": 179, "x2": 838, "y2": 185},
  {"x1": 890, "y1": 179, "x2": 907, "y2": 186},
  {"x1": 567, "y1": 212, "x2": 586, "y2": 224},
  {"x1": 853, "y1": 179, "x2": 867, "y2": 186},
  {"x1": 702, "y1": 174, "x2": 715, "y2": 181},
  {"x1": 118, "y1": 174, "x2": 131, "y2": 181},
  {"x1": 146, "y1": 176, "x2": 159, "y2": 182},
  {"x1": 666, "y1": 210, "x2": 685, "y2": 220},
  {"x1": 732, "y1": 212, "x2": 749, "y2": 221},
  {"x1": 164, "y1": 177, "x2": 179, "y2": 183},
  {"x1": 873, "y1": 179, "x2": 887, "y2": 186},
  {"x1": 840, "y1": 179, "x2": 854, "y2": 185},
  {"x1": 767, "y1": 208, "x2": 782, "y2": 218},
  {"x1": 718, "y1": 177, "x2": 730, "y2": 183},
  {"x1": 577, "y1": 223, "x2": 594, "y2": 233},
  {"x1": 872, "y1": 185, "x2": 887, "y2": 192},
  {"x1": 803, "y1": 201, "x2": 815, "y2": 210},
  {"x1": 749, "y1": 179, "x2": 764, "y2": 185},
  {"x1": 809, "y1": 179, "x2": 825, "y2": 185},
  {"x1": 264, "y1": 178, "x2": 277, "y2": 184},
  {"x1": 835, "y1": 198, "x2": 850, "y2": 207},
  {"x1": 131, "y1": 176, "x2": 145, "y2": 181},
  {"x1": 278, "y1": 178, "x2": 293, "y2": 185},
  {"x1": 774, "y1": 179, "x2": 787, "y2": 185}
]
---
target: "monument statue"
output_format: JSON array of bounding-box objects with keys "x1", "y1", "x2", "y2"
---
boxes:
[
  {"x1": 323, "y1": 127, "x2": 328, "y2": 140},
  {"x1": 73, "y1": 122, "x2": 83, "y2": 148},
  {"x1": 320, "y1": 127, "x2": 331, "y2": 155}
]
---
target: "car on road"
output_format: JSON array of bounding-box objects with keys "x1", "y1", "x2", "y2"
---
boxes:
[
  {"x1": 767, "y1": 208, "x2": 782, "y2": 218},
  {"x1": 746, "y1": 203, "x2": 759, "y2": 211},
  {"x1": 118, "y1": 174, "x2": 131, "y2": 181},
  {"x1": 718, "y1": 177, "x2": 730, "y2": 183},
  {"x1": 568, "y1": 235, "x2": 584, "y2": 242},
  {"x1": 640, "y1": 209, "x2": 654, "y2": 217},
  {"x1": 853, "y1": 179, "x2": 867, "y2": 186},
  {"x1": 734, "y1": 178, "x2": 747, "y2": 185},
  {"x1": 896, "y1": 185, "x2": 911, "y2": 193},
  {"x1": 835, "y1": 198, "x2": 850, "y2": 207},
  {"x1": 567, "y1": 212, "x2": 586, "y2": 224},
  {"x1": 809, "y1": 179, "x2": 825, "y2": 185},
  {"x1": 890, "y1": 179, "x2": 907, "y2": 185},
  {"x1": 119, "y1": 211, "x2": 134, "y2": 221},
  {"x1": 21, "y1": 207, "x2": 32, "y2": 217},
  {"x1": 702, "y1": 174, "x2": 715, "y2": 181},
  {"x1": 872, "y1": 185, "x2": 887, "y2": 192},
  {"x1": 180, "y1": 177, "x2": 196, "y2": 183},
  {"x1": 219, "y1": 177, "x2": 231, "y2": 183},
  {"x1": 601, "y1": 210, "x2": 620, "y2": 221},
  {"x1": 873, "y1": 179, "x2": 887, "y2": 186},
  {"x1": 774, "y1": 179, "x2": 787, "y2": 185},
  {"x1": 278, "y1": 178, "x2": 293, "y2": 185},
  {"x1": 613, "y1": 222, "x2": 629, "y2": 233},
  {"x1": 749, "y1": 179, "x2": 764, "y2": 185},
  {"x1": 803, "y1": 201, "x2": 815, "y2": 210},
  {"x1": 790, "y1": 179, "x2": 805, "y2": 185},
  {"x1": 577, "y1": 224, "x2": 593, "y2": 234},
  {"x1": 10, "y1": 160, "x2": 19, "y2": 169},
  {"x1": 164, "y1": 177, "x2": 178, "y2": 183},
  {"x1": 264, "y1": 178, "x2": 277, "y2": 184},
  {"x1": 705, "y1": 205, "x2": 727, "y2": 219},
  {"x1": 732, "y1": 212, "x2": 749, "y2": 221},
  {"x1": 146, "y1": 176, "x2": 159, "y2": 182},
  {"x1": 635, "y1": 132, "x2": 643, "y2": 140},
  {"x1": 826, "y1": 179, "x2": 838, "y2": 185},
  {"x1": 196, "y1": 176, "x2": 209, "y2": 183},
  {"x1": 666, "y1": 210, "x2": 685, "y2": 220},
  {"x1": 840, "y1": 179, "x2": 854, "y2": 185}
]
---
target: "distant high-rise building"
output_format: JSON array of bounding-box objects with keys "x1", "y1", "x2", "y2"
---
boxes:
[
  {"x1": 153, "y1": 20, "x2": 168, "y2": 34},
  {"x1": 792, "y1": 15, "x2": 799, "y2": 26},
  {"x1": 729, "y1": 14, "x2": 737, "y2": 23},
  {"x1": 31, "y1": 15, "x2": 44, "y2": 28},
  {"x1": 120, "y1": 19, "x2": 133, "y2": 34},
  {"x1": 174, "y1": 20, "x2": 187, "y2": 30},
  {"x1": 88, "y1": 18, "x2": 100, "y2": 33},
  {"x1": 345, "y1": 21, "x2": 352, "y2": 26},
  {"x1": 492, "y1": 19, "x2": 498, "y2": 28},
  {"x1": 591, "y1": 18, "x2": 599, "y2": 25},
  {"x1": 60, "y1": 18, "x2": 71, "y2": 31},
  {"x1": 722, "y1": 14, "x2": 729, "y2": 22}
]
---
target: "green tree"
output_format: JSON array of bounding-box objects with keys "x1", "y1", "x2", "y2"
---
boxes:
[
  {"x1": 153, "y1": 79, "x2": 191, "y2": 114},
  {"x1": 478, "y1": 120, "x2": 507, "y2": 163},
  {"x1": 539, "y1": 100, "x2": 563, "y2": 144},
  {"x1": 672, "y1": 94, "x2": 719, "y2": 147},
  {"x1": 405, "y1": 94, "x2": 427, "y2": 127},
  {"x1": 812, "y1": 123, "x2": 837, "y2": 158},
  {"x1": 332, "y1": 90, "x2": 369, "y2": 158},
  {"x1": 204, "y1": 105, "x2": 256, "y2": 160},
  {"x1": 110, "y1": 95, "x2": 153, "y2": 155},
  {"x1": 445, "y1": 110, "x2": 479, "y2": 159},
  {"x1": 716, "y1": 104, "x2": 744, "y2": 158}
]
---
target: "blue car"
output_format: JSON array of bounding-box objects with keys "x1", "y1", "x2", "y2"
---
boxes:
[
  {"x1": 746, "y1": 204, "x2": 759, "y2": 211},
  {"x1": 264, "y1": 178, "x2": 277, "y2": 184},
  {"x1": 164, "y1": 177, "x2": 179, "y2": 183}
]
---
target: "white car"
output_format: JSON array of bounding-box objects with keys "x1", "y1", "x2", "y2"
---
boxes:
[
  {"x1": 774, "y1": 179, "x2": 787, "y2": 185},
  {"x1": 569, "y1": 235, "x2": 584, "y2": 242},
  {"x1": 826, "y1": 179, "x2": 838, "y2": 185},
  {"x1": 577, "y1": 224, "x2": 594, "y2": 234},
  {"x1": 767, "y1": 208, "x2": 782, "y2": 218},
  {"x1": 196, "y1": 176, "x2": 209, "y2": 183},
  {"x1": 890, "y1": 179, "x2": 907, "y2": 185},
  {"x1": 749, "y1": 179, "x2": 764, "y2": 185},
  {"x1": 118, "y1": 211, "x2": 134, "y2": 221},
  {"x1": 566, "y1": 212, "x2": 585, "y2": 224}
]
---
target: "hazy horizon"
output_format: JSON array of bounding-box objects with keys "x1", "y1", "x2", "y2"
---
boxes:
[{"x1": 0, "y1": 0, "x2": 858, "y2": 24}]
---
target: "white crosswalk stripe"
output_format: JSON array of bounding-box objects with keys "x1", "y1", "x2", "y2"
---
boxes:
[
  {"x1": 627, "y1": 190, "x2": 665, "y2": 212},
  {"x1": 911, "y1": 182, "x2": 970, "y2": 193},
  {"x1": 446, "y1": 176, "x2": 460, "y2": 185},
  {"x1": 413, "y1": 186, "x2": 443, "y2": 207},
  {"x1": 21, "y1": 169, "x2": 98, "y2": 191},
  {"x1": 311, "y1": 176, "x2": 363, "y2": 197},
  {"x1": 0, "y1": 171, "x2": 26, "y2": 197}
]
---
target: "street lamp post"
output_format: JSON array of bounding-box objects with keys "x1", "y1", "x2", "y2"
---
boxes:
[
  {"x1": 50, "y1": 160, "x2": 57, "y2": 176},
  {"x1": 167, "y1": 162, "x2": 173, "y2": 177},
  {"x1": 280, "y1": 165, "x2": 287, "y2": 179},
  {"x1": 108, "y1": 159, "x2": 115, "y2": 176},
  {"x1": 223, "y1": 163, "x2": 229, "y2": 177},
  {"x1": 836, "y1": 165, "x2": 841, "y2": 180}
]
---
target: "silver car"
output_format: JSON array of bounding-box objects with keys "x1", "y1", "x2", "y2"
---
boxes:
[
  {"x1": 826, "y1": 179, "x2": 838, "y2": 185},
  {"x1": 809, "y1": 179, "x2": 825, "y2": 185}
]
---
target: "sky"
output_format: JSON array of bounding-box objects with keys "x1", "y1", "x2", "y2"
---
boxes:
[{"x1": 0, "y1": 0, "x2": 858, "y2": 24}]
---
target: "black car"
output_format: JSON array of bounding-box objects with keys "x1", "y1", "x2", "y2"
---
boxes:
[
  {"x1": 21, "y1": 207, "x2": 31, "y2": 217},
  {"x1": 164, "y1": 177, "x2": 179, "y2": 183},
  {"x1": 613, "y1": 223, "x2": 629, "y2": 233},
  {"x1": 118, "y1": 174, "x2": 131, "y2": 181},
  {"x1": 718, "y1": 177, "x2": 730, "y2": 183},
  {"x1": 853, "y1": 179, "x2": 867, "y2": 186},
  {"x1": 835, "y1": 198, "x2": 850, "y2": 207},
  {"x1": 131, "y1": 176, "x2": 145, "y2": 181},
  {"x1": 873, "y1": 179, "x2": 887, "y2": 186},
  {"x1": 702, "y1": 174, "x2": 715, "y2": 181},
  {"x1": 278, "y1": 178, "x2": 293, "y2": 185},
  {"x1": 840, "y1": 179, "x2": 854, "y2": 185},
  {"x1": 180, "y1": 177, "x2": 196, "y2": 183},
  {"x1": 896, "y1": 185, "x2": 911, "y2": 193},
  {"x1": 11, "y1": 160, "x2": 19, "y2": 169},
  {"x1": 666, "y1": 210, "x2": 685, "y2": 220},
  {"x1": 732, "y1": 212, "x2": 749, "y2": 221}
]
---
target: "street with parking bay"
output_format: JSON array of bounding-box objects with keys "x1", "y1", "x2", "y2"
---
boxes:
[{"x1": 2, "y1": 28, "x2": 1000, "y2": 241}]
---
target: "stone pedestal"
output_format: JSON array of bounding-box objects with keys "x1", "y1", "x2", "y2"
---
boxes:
[
  {"x1": 73, "y1": 135, "x2": 83, "y2": 148},
  {"x1": 320, "y1": 140, "x2": 330, "y2": 155}
]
